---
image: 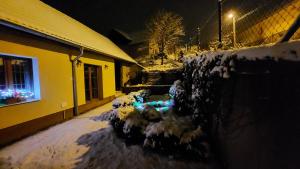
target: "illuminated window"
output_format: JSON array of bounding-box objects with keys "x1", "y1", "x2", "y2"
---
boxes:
[{"x1": 0, "y1": 54, "x2": 40, "y2": 107}]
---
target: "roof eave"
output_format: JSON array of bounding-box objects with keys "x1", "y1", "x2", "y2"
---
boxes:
[{"x1": 0, "y1": 20, "x2": 137, "y2": 64}]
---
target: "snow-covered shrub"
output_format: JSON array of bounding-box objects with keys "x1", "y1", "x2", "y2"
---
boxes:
[
  {"x1": 110, "y1": 84, "x2": 213, "y2": 158},
  {"x1": 122, "y1": 111, "x2": 149, "y2": 141},
  {"x1": 180, "y1": 53, "x2": 237, "y2": 130},
  {"x1": 110, "y1": 106, "x2": 135, "y2": 134},
  {"x1": 110, "y1": 106, "x2": 149, "y2": 142},
  {"x1": 112, "y1": 95, "x2": 136, "y2": 109},
  {"x1": 144, "y1": 115, "x2": 190, "y2": 141},
  {"x1": 112, "y1": 90, "x2": 150, "y2": 109},
  {"x1": 110, "y1": 90, "x2": 152, "y2": 141},
  {"x1": 140, "y1": 105, "x2": 162, "y2": 121},
  {"x1": 111, "y1": 106, "x2": 136, "y2": 120},
  {"x1": 179, "y1": 126, "x2": 203, "y2": 144},
  {"x1": 169, "y1": 80, "x2": 187, "y2": 115},
  {"x1": 143, "y1": 114, "x2": 208, "y2": 158},
  {"x1": 128, "y1": 89, "x2": 151, "y2": 103},
  {"x1": 123, "y1": 113, "x2": 148, "y2": 134}
]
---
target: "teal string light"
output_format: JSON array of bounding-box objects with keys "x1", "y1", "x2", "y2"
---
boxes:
[{"x1": 133, "y1": 99, "x2": 174, "y2": 113}]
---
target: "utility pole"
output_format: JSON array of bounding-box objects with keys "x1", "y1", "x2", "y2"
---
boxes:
[
  {"x1": 232, "y1": 16, "x2": 236, "y2": 48},
  {"x1": 218, "y1": 0, "x2": 222, "y2": 48},
  {"x1": 228, "y1": 12, "x2": 236, "y2": 48}
]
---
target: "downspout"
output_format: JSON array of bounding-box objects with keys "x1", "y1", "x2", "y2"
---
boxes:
[{"x1": 71, "y1": 47, "x2": 84, "y2": 116}]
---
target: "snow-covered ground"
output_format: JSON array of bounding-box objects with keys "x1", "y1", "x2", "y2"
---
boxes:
[
  {"x1": 0, "y1": 102, "x2": 218, "y2": 169},
  {"x1": 136, "y1": 55, "x2": 183, "y2": 72}
]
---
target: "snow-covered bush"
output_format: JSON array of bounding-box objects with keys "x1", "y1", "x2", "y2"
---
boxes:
[
  {"x1": 129, "y1": 89, "x2": 151, "y2": 103},
  {"x1": 122, "y1": 111, "x2": 149, "y2": 141},
  {"x1": 144, "y1": 115, "x2": 191, "y2": 141},
  {"x1": 140, "y1": 105, "x2": 162, "y2": 121},
  {"x1": 180, "y1": 53, "x2": 237, "y2": 130},
  {"x1": 110, "y1": 105, "x2": 149, "y2": 142},
  {"x1": 112, "y1": 90, "x2": 150, "y2": 109},
  {"x1": 109, "y1": 88, "x2": 209, "y2": 158},
  {"x1": 112, "y1": 95, "x2": 135, "y2": 109},
  {"x1": 111, "y1": 64, "x2": 240, "y2": 158},
  {"x1": 110, "y1": 90, "x2": 151, "y2": 140},
  {"x1": 111, "y1": 106, "x2": 136, "y2": 120},
  {"x1": 169, "y1": 80, "x2": 187, "y2": 115},
  {"x1": 143, "y1": 114, "x2": 208, "y2": 158}
]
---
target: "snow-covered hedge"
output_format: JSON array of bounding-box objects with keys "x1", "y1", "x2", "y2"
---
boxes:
[
  {"x1": 182, "y1": 54, "x2": 236, "y2": 129},
  {"x1": 169, "y1": 80, "x2": 187, "y2": 115}
]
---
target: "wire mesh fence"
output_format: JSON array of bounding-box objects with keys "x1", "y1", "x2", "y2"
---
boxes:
[{"x1": 197, "y1": 0, "x2": 300, "y2": 50}]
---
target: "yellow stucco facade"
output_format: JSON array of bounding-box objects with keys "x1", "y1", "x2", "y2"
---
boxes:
[
  {"x1": 76, "y1": 54, "x2": 116, "y2": 106},
  {"x1": 121, "y1": 63, "x2": 141, "y2": 87},
  {"x1": 0, "y1": 26, "x2": 116, "y2": 129}
]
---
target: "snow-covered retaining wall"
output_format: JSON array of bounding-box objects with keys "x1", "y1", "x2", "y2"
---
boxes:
[{"x1": 180, "y1": 41, "x2": 300, "y2": 169}]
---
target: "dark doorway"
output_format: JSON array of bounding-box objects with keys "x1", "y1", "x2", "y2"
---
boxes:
[
  {"x1": 115, "y1": 60, "x2": 121, "y2": 91},
  {"x1": 84, "y1": 64, "x2": 102, "y2": 102}
]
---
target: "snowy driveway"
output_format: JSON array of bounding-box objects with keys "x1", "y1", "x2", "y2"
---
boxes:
[{"x1": 0, "y1": 102, "x2": 216, "y2": 169}]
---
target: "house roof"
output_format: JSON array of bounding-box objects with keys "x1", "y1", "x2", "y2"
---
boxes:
[
  {"x1": 129, "y1": 31, "x2": 148, "y2": 45},
  {"x1": 111, "y1": 29, "x2": 133, "y2": 42},
  {"x1": 0, "y1": 0, "x2": 136, "y2": 63}
]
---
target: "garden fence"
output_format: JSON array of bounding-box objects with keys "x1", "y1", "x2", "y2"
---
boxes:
[{"x1": 196, "y1": 0, "x2": 300, "y2": 49}]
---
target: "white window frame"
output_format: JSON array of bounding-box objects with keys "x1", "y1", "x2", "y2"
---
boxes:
[{"x1": 0, "y1": 53, "x2": 41, "y2": 108}]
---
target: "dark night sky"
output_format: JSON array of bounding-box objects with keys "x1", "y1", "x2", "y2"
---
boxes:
[{"x1": 42, "y1": 0, "x2": 216, "y2": 40}]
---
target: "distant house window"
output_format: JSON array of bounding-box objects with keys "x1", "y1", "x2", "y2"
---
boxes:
[
  {"x1": 84, "y1": 64, "x2": 101, "y2": 101},
  {"x1": 0, "y1": 54, "x2": 40, "y2": 107}
]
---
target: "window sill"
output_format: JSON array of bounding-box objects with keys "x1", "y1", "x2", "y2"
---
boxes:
[{"x1": 0, "y1": 98, "x2": 40, "y2": 108}]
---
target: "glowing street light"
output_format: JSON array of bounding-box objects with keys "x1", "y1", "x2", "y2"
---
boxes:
[
  {"x1": 228, "y1": 13, "x2": 234, "y2": 19},
  {"x1": 228, "y1": 11, "x2": 236, "y2": 48}
]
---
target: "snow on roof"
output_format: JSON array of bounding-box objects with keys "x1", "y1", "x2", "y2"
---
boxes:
[{"x1": 0, "y1": 0, "x2": 137, "y2": 63}]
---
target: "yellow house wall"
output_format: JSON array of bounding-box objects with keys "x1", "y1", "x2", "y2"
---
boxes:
[
  {"x1": 76, "y1": 53, "x2": 116, "y2": 106},
  {"x1": 0, "y1": 26, "x2": 116, "y2": 129},
  {"x1": 121, "y1": 64, "x2": 131, "y2": 87},
  {"x1": 121, "y1": 63, "x2": 141, "y2": 87}
]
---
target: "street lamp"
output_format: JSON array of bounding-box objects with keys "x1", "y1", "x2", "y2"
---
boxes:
[{"x1": 228, "y1": 12, "x2": 236, "y2": 48}]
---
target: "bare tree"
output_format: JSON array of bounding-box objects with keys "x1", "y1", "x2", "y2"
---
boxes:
[{"x1": 147, "y1": 10, "x2": 185, "y2": 65}]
